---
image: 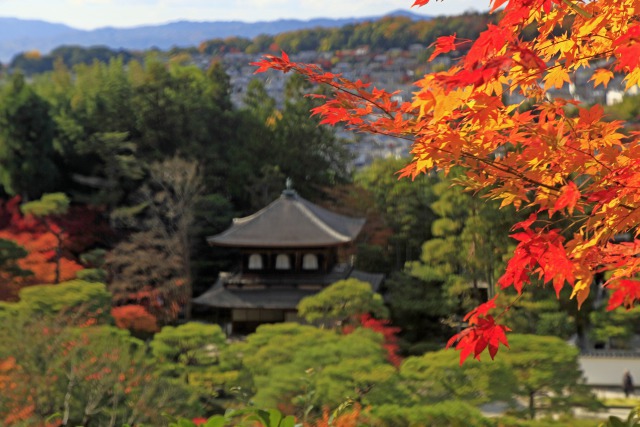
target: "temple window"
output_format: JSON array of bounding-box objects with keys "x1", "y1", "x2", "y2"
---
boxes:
[
  {"x1": 275, "y1": 254, "x2": 291, "y2": 270},
  {"x1": 302, "y1": 253, "x2": 319, "y2": 270},
  {"x1": 248, "y1": 254, "x2": 263, "y2": 270}
]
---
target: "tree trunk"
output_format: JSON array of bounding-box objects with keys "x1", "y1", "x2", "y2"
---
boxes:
[
  {"x1": 529, "y1": 391, "x2": 536, "y2": 420},
  {"x1": 62, "y1": 372, "x2": 75, "y2": 425}
]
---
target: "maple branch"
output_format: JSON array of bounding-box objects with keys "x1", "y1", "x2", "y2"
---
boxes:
[
  {"x1": 453, "y1": 147, "x2": 561, "y2": 194},
  {"x1": 495, "y1": 291, "x2": 524, "y2": 321},
  {"x1": 560, "y1": 0, "x2": 593, "y2": 19},
  {"x1": 560, "y1": 120, "x2": 614, "y2": 174},
  {"x1": 294, "y1": 66, "x2": 398, "y2": 121}
]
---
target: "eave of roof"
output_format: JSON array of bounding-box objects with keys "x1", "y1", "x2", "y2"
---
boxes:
[
  {"x1": 192, "y1": 266, "x2": 385, "y2": 309},
  {"x1": 208, "y1": 190, "x2": 365, "y2": 248}
]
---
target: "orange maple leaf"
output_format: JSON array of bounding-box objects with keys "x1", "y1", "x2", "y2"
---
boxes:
[
  {"x1": 590, "y1": 69, "x2": 614, "y2": 88},
  {"x1": 554, "y1": 181, "x2": 581, "y2": 215}
]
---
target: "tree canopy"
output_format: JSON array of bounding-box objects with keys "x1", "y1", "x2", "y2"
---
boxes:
[
  {"x1": 297, "y1": 278, "x2": 387, "y2": 328},
  {"x1": 254, "y1": 0, "x2": 640, "y2": 363}
]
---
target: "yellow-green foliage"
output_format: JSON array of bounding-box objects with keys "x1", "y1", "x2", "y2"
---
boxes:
[
  {"x1": 297, "y1": 279, "x2": 388, "y2": 327},
  {"x1": 398, "y1": 348, "x2": 516, "y2": 406},
  {"x1": 151, "y1": 322, "x2": 227, "y2": 366},
  {"x1": 227, "y1": 322, "x2": 395, "y2": 410},
  {"x1": 0, "y1": 280, "x2": 112, "y2": 325},
  {"x1": 370, "y1": 401, "x2": 493, "y2": 427},
  {"x1": 16, "y1": 280, "x2": 112, "y2": 321}
]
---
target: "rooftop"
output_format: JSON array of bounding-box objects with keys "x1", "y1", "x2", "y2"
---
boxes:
[{"x1": 208, "y1": 188, "x2": 365, "y2": 248}]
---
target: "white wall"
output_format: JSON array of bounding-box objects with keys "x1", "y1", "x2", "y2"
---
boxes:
[{"x1": 579, "y1": 356, "x2": 640, "y2": 386}]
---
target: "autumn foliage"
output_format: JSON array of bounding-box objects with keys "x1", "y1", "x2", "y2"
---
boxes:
[
  {"x1": 111, "y1": 304, "x2": 160, "y2": 334},
  {"x1": 254, "y1": 0, "x2": 640, "y2": 362},
  {"x1": 0, "y1": 196, "x2": 107, "y2": 300},
  {"x1": 305, "y1": 404, "x2": 363, "y2": 427}
]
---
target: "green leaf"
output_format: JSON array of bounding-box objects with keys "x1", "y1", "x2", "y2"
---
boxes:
[
  {"x1": 246, "y1": 409, "x2": 271, "y2": 426},
  {"x1": 606, "y1": 415, "x2": 628, "y2": 427},
  {"x1": 279, "y1": 415, "x2": 296, "y2": 427},
  {"x1": 268, "y1": 408, "x2": 283, "y2": 426},
  {"x1": 172, "y1": 419, "x2": 196, "y2": 427},
  {"x1": 204, "y1": 415, "x2": 229, "y2": 427}
]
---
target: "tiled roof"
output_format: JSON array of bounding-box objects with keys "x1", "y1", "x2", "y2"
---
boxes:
[
  {"x1": 207, "y1": 190, "x2": 365, "y2": 248},
  {"x1": 193, "y1": 265, "x2": 385, "y2": 309}
]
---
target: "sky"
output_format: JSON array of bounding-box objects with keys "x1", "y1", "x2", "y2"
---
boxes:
[{"x1": 0, "y1": 0, "x2": 489, "y2": 30}]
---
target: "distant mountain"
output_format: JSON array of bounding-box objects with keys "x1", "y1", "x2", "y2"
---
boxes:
[
  {"x1": 0, "y1": 10, "x2": 432, "y2": 63},
  {"x1": 0, "y1": 18, "x2": 76, "y2": 42}
]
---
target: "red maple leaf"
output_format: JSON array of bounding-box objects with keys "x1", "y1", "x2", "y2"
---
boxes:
[
  {"x1": 447, "y1": 315, "x2": 510, "y2": 365},
  {"x1": 490, "y1": 0, "x2": 509, "y2": 13},
  {"x1": 613, "y1": 25, "x2": 640, "y2": 71},
  {"x1": 607, "y1": 279, "x2": 640, "y2": 311},
  {"x1": 464, "y1": 295, "x2": 498, "y2": 324},
  {"x1": 429, "y1": 34, "x2": 457, "y2": 61}
]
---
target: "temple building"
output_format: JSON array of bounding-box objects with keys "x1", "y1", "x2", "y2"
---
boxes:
[{"x1": 193, "y1": 184, "x2": 384, "y2": 335}]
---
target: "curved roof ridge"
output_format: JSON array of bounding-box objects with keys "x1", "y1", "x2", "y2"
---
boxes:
[
  {"x1": 208, "y1": 190, "x2": 365, "y2": 247},
  {"x1": 293, "y1": 198, "x2": 351, "y2": 243},
  {"x1": 232, "y1": 196, "x2": 282, "y2": 225},
  {"x1": 211, "y1": 194, "x2": 286, "y2": 244}
]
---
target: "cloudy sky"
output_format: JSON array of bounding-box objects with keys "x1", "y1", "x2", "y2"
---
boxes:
[{"x1": 0, "y1": 0, "x2": 489, "y2": 29}]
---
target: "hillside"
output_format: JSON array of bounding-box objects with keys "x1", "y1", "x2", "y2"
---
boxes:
[{"x1": 0, "y1": 10, "x2": 432, "y2": 63}]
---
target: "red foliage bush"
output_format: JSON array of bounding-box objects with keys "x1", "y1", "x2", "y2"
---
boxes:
[
  {"x1": 0, "y1": 196, "x2": 109, "y2": 300},
  {"x1": 111, "y1": 304, "x2": 159, "y2": 334}
]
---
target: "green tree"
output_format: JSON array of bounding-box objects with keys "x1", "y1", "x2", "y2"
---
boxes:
[
  {"x1": 407, "y1": 176, "x2": 515, "y2": 324},
  {"x1": 589, "y1": 305, "x2": 640, "y2": 350},
  {"x1": 0, "y1": 238, "x2": 31, "y2": 279},
  {"x1": 0, "y1": 73, "x2": 59, "y2": 199},
  {"x1": 499, "y1": 334, "x2": 599, "y2": 420},
  {"x1": 233, "y1": 76, "x2": 350, "y2": 210},
  {"x1": 297, "y1": 279, "x2": 388, "y2": 328},
  {"x1": 397, "y1": 348, "x2": 516, "y2": 406},
  {"x1": 226, "y1": 323, "x2": 395, "y2": 415},
  {"x1": 234, "y1": 79, "x2": 287, "y2": 209},
  {"x1": 273, "y1": 74, "x2": 350, "y2": 198},
  {"x1": 497, "y1": 287, "x2": 577, "y2": 340},
  {"x1": 355, "y1": 157, "x2": 438, "y2": 269},
  {"x1": 151, "y1": 322, "x2": 229, "y2": 412},
  {"x1": 370, "y1": 401, "x2": 493, "y2": 427},
  {"x1": 0, "y1": 282, "x2": 197, "y2": 426},
  {"x1": 72, "y1": 131, "x2": 145, "y2": 209},
  {"x1": 151, "y1": 322, "x2": 227, "y2": 375},
  {"x1": 107, "y1": 157, "x2": 204, "y2": 322},
  {"x1": 0, "y1": 280, "x2": 112, "y2": 323},
  {"x1": 384, "y1": 270, "x2": 454, "y2": 354}
]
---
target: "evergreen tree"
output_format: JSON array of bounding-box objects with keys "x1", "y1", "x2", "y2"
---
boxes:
[{"x1": 0, "y1": 73, "x2": 59, "y2": 199}]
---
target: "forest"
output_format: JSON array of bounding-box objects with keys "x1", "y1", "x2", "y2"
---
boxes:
[
  {"x1": 1, "y1": 1, "x2": 640, "y2": 426},
  {"x1": 5, "y1": 12, "x2": 498, "y2": 75}
]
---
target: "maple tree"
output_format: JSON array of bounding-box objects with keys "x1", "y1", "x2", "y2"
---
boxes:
[
  {"x1": 0, "y1": 197, "x2": 88, "y2": 300},
  {"x1": 253, "y1": 0, "x2": 640, "y2": 363},
  {"x1": 111, "y1": 304, "x2": 159, "y2": 335}
]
